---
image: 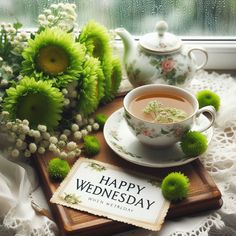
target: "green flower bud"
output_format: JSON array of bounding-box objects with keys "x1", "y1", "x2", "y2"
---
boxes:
[
  {"x1": 48, "y1": 158, "x2": 70, "y2": 181},
  {"x1": 180, "y1": 131, "x2": 208, "y2": 157},
  {"x1": 161, "y1": 172, "x2": 189, "y2": 201},
  {"x1": 196, "y1": 90, "x2": 220, "y2": 111},
  {"x1": 83, "y1": 135, "x2": 100, "y2": 156}
]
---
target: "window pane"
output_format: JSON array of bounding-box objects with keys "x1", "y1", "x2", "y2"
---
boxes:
[{"x1": 0, "y1": 0, "x2": 235, "y2": 37}]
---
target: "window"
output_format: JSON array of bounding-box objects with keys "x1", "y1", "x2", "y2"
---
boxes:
[{"x1": 0, "y1": 0, "x2": 236, "y2": 69}]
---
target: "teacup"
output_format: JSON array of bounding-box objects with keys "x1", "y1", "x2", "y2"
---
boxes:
[{"x1": 123, "y1": 84, "x2": 216, "y2": 147}]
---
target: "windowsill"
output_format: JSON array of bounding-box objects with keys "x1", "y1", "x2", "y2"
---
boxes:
[{"x1": 115, "y1": 39, "x2": 236, "y2": 70}]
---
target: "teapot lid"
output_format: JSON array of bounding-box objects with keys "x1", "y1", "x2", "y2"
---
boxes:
[{"x1": 139, "y1": 21, "x2": 182, "y2": 53}]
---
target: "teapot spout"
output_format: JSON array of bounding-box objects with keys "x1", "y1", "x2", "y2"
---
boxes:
[{"x1": 115, "y1": 28, "x2": 136, "y2": 60}]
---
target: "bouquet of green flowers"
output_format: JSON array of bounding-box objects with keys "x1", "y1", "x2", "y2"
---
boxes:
[{"x1": 0, "y1": 3, "x2": 122, "y2": 160}]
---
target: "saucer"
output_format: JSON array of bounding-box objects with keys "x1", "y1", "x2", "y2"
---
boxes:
[{"x1": 104, "y1": 108, "x2": 213, "y2": 168}]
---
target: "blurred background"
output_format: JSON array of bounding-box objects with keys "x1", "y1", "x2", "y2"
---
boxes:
[{"x1": 0, "y1": 0, "x2": 235, "y2": 37}]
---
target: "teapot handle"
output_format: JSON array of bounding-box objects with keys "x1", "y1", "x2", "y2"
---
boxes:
[{"x1": 188, "y1": 47, "x2": 208, "y2": 71}]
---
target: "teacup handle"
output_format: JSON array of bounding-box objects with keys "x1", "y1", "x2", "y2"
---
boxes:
[
  {"x1": 188, "y1": 47, "x2": 208, "y2": 71},
  {"x1": 194, "y1": 105, "x2": 216, "y2": 133}
]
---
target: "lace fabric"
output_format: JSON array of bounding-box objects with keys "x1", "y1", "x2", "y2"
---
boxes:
[{"x1": 0, "y1": 155, "x2": 58, "y2": 236}]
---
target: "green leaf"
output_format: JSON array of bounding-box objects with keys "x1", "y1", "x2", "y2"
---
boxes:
[
  {"x1": 13, "y1": 22, "x2": 23, "y2": 30},
  {"x1": 161, "y1": 129, "x2": 169, "y2": 134}
]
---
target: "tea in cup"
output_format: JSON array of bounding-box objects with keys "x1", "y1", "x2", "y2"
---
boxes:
[{"x1": 123, "y1": 84, "x2": 216, "y2": 147}]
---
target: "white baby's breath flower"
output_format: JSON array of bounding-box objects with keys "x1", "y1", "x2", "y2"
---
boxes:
[
  {"x1": 11, "y1": 149, "x2": 20, "y2": 158},
  {"x1": 81, "y1": 129, "x2": 88, "y2": 137},
  {"x1": 38, "y1": 146, "x2": 46, "y2": 154},
  {"x1": 63, "y1": 129, "x2": 71, "y2": 136},
  {"x1": 29, "y1": 143, "x2": 37, "y2": 153},
  {"x1": 50, "y1": 4, "x2": 58, "y2": 9},
  {"x1": 71, "y1": 124, "x2": 79, "y2": 132},
  {"x1": 33, "y1": 130, "x2": 41, "y2": 139},
  {"x1": 53, "y1": 148, "x2": 61, "y2": 156},
  {"x1": 75, "y1": 114, "x2": 82, "y2": 122},
  {"x1": 9, "y1": 27, "x2": 16, "y2": 34},
  {"x1": 67, "y1": 141, "x2": 77, "y2": 151},
  {"x1": 73, "y1": 131, "x2": 82, "y2": 140},
  {"x1": 92, "y1": 123, "x2": 100, "y2": 131},
  {"x1": 86, "y1": 125, "x2": 92, "y2": 132},
  {"x1": 62, "y1": 88, "x2": 68, "y2": 95},
  {"x1": 44, "y1": 9, "x2": 52, "y2": 15},
  {"x1": 22, "y1": 119, "x2": 29, "y2": 126},
  {"x1": 1, "y1": 79, "x2": 8, "y2": 86},
  {"x1": 67, "y1": 151, "x2": 76, "y2": 159},
  {"x1": 22, "y1": 125, "x2": 30, "y2": 134},
  {"x1": 42, "y1": 132, "x2": 50, "y2": 140},
  {"x1": 71, "y1": 4, "x2": 76, "y2": 9},
  {"x1": 75, "y1": 148, "x2": 81, "y2": 156},
  {"x1": 38, "y1": 14, "x2": 46, "y2": 21},
  {"x1": 38, "y1": 124, "x2": 47, "y2": 132},
  {"x1": 16, "y1": 139, "x2": 23, "y2": 148},
  {"x1": 60, "y1": 134, "x2": 68, "y2": 141},
  {"x1": 49, "y1": 136, "x2": 58, "y2": 144},
  {"x1": 58, "y1": 140, "x2": 66, "y2": 148},
  {"x1": 60, "y1": 151, "x2": 68, "y2": 159},
  {"x1": 24, "y1": 149, "x2": 31, "y2": 158},
  {"x1": 88, "y1": 118, "x2": 95, "y2": 125},
  {"x1": 47, "y1": 15, "x2": 55, "y2": 21},
  {"x1": 49, "y1": 143, "x2": 57, "y2": 152},
  {"x1": 6, "y1": 122, "x2": 12, "y2": 129}
]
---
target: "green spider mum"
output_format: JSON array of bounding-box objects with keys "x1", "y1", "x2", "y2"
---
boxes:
[
  {"x1": 78, "y1": 21, "x2": 113, "y2": 101},
  {"x1": 3, "y1": 77, "x2": 64, "y2": 129},
  {"x1": 161, "y1": 172, "x2": 190, "y2": 201},
  {"x1": 102, "y1": 56, "x2": 122, "y2": 103},
  {"x1": 95, "y1": 113, "x2": 108, "y2": 128},
  {"x1": 196, "y1": 90, "x2": 220, "y2": 111},
  {"x1": 22, "y1": 27, "x2": 86, "y2": 87},
  {"x1": 83, "y1": 135, "x2": 100, "y2": 156},
  {"x1": 180, "y1": 131, "x2": 208, "y2": 157},
  {"x1": 48, "y1": 158, "x2": 70, "y2": 181},
  {"x1": 77, "y1": 57, "x2": 103, "y2": 116}
]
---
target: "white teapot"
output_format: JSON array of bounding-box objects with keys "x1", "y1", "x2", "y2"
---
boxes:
[{"x1": 116, "y1": 21, "x2": 208, "y2": 87}]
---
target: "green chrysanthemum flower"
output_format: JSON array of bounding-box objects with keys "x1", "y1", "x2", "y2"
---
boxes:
[
  {"x1": 77, "y1": 56, "x2": 104, "y2": 116},
  {"x1": 3, "y1": 77, "x2": 64, "y2": 129},
  {"x1": 48, "y1": 157, "x2": 70, "y2": 181},
  {"x1": 196, "y1": 90, "x2": 220, "y2": 111},
  {"x1": 78, "y1": 21, "x2": 113, "y2": 101},
  {"x1": 102, "y1": 56, "x2": 122, "y2": 102},
  {"x1": 22, "y1": 27, "x2": 86, "y2": 87},
  {"x1": 83, "y1": 135, "x2": 100, "y2": 156},
  {"x1": 180, "y1": 131, "x2": 208, "y2": 157},
  {"x1": 161, "y1": 172, "x2": 190, "y2": 201},
  {"x1": 95, "y1": 113, "x2": 108, "y2": 128}
]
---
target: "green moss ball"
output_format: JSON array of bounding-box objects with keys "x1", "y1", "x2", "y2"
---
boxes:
[
  {"x1": 83, "y1": 135, "x2": 100, "y2": 156},
  {"x1": 196, "y1": 90, "x2": 220, "y2": 111},
  {"x1": 48, "y1": 158, "x2": 70, "y2": 181},
  {"x1": 95, "y1": 113, "x2": 108, "y2": 128},
  {"x1": 161, "y1": 172, "x2": 190, "y2": 201},
  {"x1": 180, "y1": 131, "x2": 208, "y2": 157}
]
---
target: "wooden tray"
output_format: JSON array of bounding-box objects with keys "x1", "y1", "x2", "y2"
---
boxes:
[{"x1": 34, "y1": 96, "x2": 222, "y2": 236}]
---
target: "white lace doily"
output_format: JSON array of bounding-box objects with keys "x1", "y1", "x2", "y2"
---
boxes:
[{"x1": 116, "y1": 70, "x2": 236, "y2": 236}]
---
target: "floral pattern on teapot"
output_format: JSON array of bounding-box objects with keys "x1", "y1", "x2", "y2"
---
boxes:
[{"x1": 126, "y1": 46, "x2": 196, "y2": 87}]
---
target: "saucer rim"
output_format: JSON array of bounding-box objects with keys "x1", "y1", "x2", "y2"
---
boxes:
[{"x1": 104, "y1": 108, "x2": 213, "y2": 168}]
